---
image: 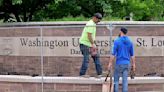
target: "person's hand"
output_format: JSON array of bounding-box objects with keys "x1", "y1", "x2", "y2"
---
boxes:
[
  {"x1": 90, "y1": 44, "x2": 98, "y2": 56},
  {"x1": 108, "y1": 63, "x2": 112, "y2": 71},
  {"x1": 92, "y1": 44, "x2": 96, "y2": 49}
]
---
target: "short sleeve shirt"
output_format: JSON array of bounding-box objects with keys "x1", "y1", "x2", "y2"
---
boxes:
[{"x1": 79, "y1": 20, "x2": 96, "y2": 47}]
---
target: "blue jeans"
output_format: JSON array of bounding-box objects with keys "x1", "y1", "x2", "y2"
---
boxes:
[
  {"x1": 114, "y1": 64, "x2": 130, "y2": 92},
  {"x1": 79, "y1": 44, "x2": 102, "y2": 75}
]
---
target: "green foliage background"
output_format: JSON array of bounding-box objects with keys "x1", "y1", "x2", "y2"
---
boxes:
[{"x1": 0, "y1": 0, "x2": 163, "y2": 22}]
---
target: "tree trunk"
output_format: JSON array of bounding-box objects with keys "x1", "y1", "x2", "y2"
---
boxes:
[
  {"x1": 14, "y1": 13, "x2": 21, "y2": 22},
  {"x1": 29, "y1": 12, "x2": 33, "y2": 21},
  {"x1": 23, "y1": 11, "x2": 27, "y2": 22}
]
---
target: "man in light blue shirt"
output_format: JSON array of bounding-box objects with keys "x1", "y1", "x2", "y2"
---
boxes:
[{"x1": 108, "y1": 27, "x2": 136, "y2": 92}]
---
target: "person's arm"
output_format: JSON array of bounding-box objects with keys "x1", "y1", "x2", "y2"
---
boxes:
[
  {"x1": 108, "y1": 55, "x2": 115, "y2": 70},
  {"x1": 130, "y1": 43, "x2": 136, "y2": 71},
  {"x1": 87, "y1": 32, "x2": 95, "y2": 47},
  {"x1": 108, "y1": 41, "x2": 117, "y2": 70},
  {"x1": 131, "y1": 56, "x2": 136, "y2": 72}
]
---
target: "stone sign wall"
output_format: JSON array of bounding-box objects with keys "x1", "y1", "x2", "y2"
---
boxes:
[
  {"x1": 0, "y1": 36, "x2": 164, "y2": 56},
  {"x1": 0, "y1": 22, "x2": 163, "y2": 76}
]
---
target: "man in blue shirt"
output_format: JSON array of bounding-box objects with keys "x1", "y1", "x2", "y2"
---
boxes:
[{"x1": 108, "y1": 27, "x2": 136, "y2": 92}]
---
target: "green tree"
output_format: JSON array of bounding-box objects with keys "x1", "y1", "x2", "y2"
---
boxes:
[
  {"x1": 118, "y1": 0, "x2": 164, "y2": 20},
  {"x1": 0, "y1": 0, "x2": 52, "y2": 22},
  {"x1": 0, "y1": 0, "x2": 164, "y2": 22},
  {"x1": 34, "y1": 0, "x2": 112, "y2": 21}
]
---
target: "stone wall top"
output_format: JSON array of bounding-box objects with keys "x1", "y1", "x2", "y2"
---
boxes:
[
  {"x1": 0, "y1": 75, "x2": 163, "y2": 84},
  {"x1": 0, "y1": 21, "x2": 164, "y2": 27}
]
